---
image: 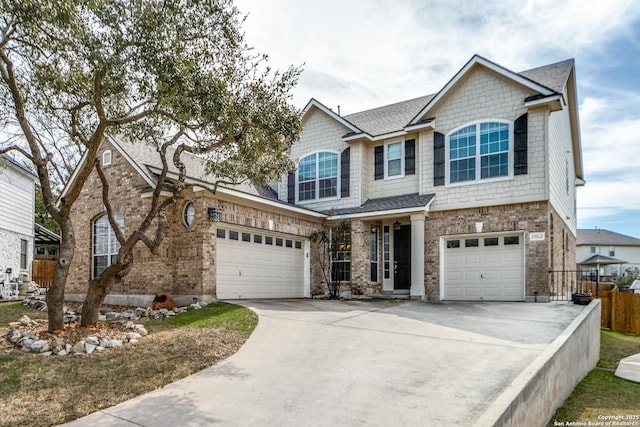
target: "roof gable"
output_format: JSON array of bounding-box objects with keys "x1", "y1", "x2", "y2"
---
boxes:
[
  {"x1": 409, "y1": 55, "x2": 559, "y2": 125},
  {"x1": 0, "y1": 154, "x2": 38, "y2": 181},
  {"x1": 301, "y1": 98, "x2": 361, "y2": 135}
]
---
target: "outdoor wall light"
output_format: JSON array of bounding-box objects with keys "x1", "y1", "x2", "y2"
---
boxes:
[
  {"x1": 393, "y1": 221, "x2": 402, "y2": 231},
  {"x1": 370, "y1": 225, "x2": 378, "y2": 233},
  {"x1": 207, "y1": 207, "x2": 221, "y2": 222}
]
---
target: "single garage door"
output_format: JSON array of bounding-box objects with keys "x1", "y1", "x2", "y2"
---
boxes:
[
  {"x1": 216, "y1": 226, "x2": 306, "y2": 299},
  {"x1": 442, "y1": 233, "x2": 524, "y2": 301}
]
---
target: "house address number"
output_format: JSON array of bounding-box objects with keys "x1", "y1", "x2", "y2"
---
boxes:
[{"x1": 529, "y1": 232, "x2": 545, "y2": 241}]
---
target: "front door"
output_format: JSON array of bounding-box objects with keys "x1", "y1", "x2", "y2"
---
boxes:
[{"x1": 393, "y1": 225, "x2": 411, "y2": 290}]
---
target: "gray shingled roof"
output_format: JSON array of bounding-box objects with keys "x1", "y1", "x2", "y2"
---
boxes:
[
  {"x1": 343, "y1": 95, "x2": 434, "y2": 137},
  {"x1": 337, "y1": 58, "x2": 573, "y2": 137},
  {"x1": 518, "y1": 59, "x2": 574, "y2": 94},
  {"x1": 111, "y1": 137, "x2": 275, "y2": 198},
  {"x1": 577, "y1": 229, "x2": 640, "y2": 247},
  {"x1": 329, "y1": 193, "x2": 434, "y2": 216}
]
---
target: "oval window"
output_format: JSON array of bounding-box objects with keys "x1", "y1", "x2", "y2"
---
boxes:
[{"x1": 183, "y1": 202, "x2": 195, "y2": 227}]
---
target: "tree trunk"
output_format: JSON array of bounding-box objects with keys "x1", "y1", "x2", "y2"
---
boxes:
[
  {"x1": 46, "y1": 220, "x2": 75, "y2": 332},
  {"x1": 81, "y1": 276, "x2": 114, "y2": 327}
]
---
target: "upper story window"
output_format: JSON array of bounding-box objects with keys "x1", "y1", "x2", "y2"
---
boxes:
[
  {"x1": 92, "y1": 212, "x2": 124, "y2": 279},
  {"x1": 374, "y1": 139, "x2": 415, "y2": 180},
  {"x1": 386, "y1": 142, "x2": 403, "y2": 178},
  {"x1": 102, "y1": 150, "x2": 112, "y2": 166},
  {"x1": 447, "y1": 121, "x2": 511, "y2": 184},
  {"x1": 590, "y1": 246, "x2": 600, "y2": 254},
  {"x1": 609, "y1": 246, "x2": 615, "y2": 257},
  {"x1": 297, "y1": 151, "x2": 338, "y2": 202}
]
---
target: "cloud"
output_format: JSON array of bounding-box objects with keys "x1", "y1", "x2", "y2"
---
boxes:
[
  {"x1": 235, "y1": 0, "x2": 640, "y2": 236},
  {"x1": 236, "y1": 0, "x2": 640, "y2": 109}
]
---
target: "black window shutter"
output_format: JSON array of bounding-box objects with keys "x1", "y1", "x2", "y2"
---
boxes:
[
  {"x1": 340, "y1": 147, "x2": 350, "y2": 198},
  {"x1": 514, "y1": 113, "x2": 528, "y2": 175},
  {"x1": 287, "y1": 172, "x2": 295, "y2": 203},
  {"x1": 374, "y1": 145, "x2": 384, "y2": 180},
  {"x1": 433, "y1": 132, "x2": 445, "y2": 186},
  {"x1": 405, "y1": 139, "x2": 415, "y2": 175}
]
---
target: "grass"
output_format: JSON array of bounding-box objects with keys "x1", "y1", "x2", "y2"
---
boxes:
[
  {"x1": 549, "y1": 330, "x2": 640, "y2": 425},
  {"x1": 0, "y1": 301, "x2": 257, "y2": 427}
]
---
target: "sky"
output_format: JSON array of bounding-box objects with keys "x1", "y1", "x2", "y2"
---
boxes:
[{"x1": 234, "y1": 0, "x2": 640, "y2": 239}]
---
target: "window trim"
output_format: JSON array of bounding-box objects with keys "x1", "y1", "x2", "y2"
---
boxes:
[
  {"x1": 102, "y1": 150, "x2": 112, "y2": 167},
  {"x1": 330, "y1": 226, "x2": 351, "y2": 283},
  {"x1": 296, "y1": 150, "x2": 340, "y2": 204},
  {"x1": 20, "y1": 239, "x2": 28, "y2": 270},
  {"x1": 182, "y1": 202, "x2": 195, "y2": 227},
  {"x1": 92, "y1": 212, "x2": 124, "y2": 279},
  {"x1": 384, "y1": 140, "x2": 405, "y2": 180},
  {"x1": 445, "y1": 119, "x2": 514, "y2": 186}
]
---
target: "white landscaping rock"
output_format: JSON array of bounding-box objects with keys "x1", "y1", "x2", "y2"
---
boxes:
[
  {"x1": 125, "y1": 321, "x2": 136, "y2": 329},
  {"x1": 71, "y1": 341, "x2": 85, "y2": 354},
  {"x1": 85, "y1": 336, "x2": 100, "y2": 345},
  {"x1": 85, "y1": 343, "x2": 96, "y2": 355},
  {"x1": 30, "y1": 340, "x2": 49, "y2": 353},
  {"x1": 133, "y1": 325, "x2": 148, "y2": 336},
  {"x1": 19, "y1": 315, "x2": 31, "y2": 326},
  {"x1": 126, "y1": 332, "x2": 142, "y2": 342}
]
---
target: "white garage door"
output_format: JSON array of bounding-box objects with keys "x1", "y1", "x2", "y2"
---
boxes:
[
  {"x1": 216, "y1": 226, "x2": 306, "y2": 299},
  {"x1": 443, "y1": 233, "x2": 524, "y2": 301}
]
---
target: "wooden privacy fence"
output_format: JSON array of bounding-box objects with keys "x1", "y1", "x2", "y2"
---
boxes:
[
  {"x1": 594, "y1": 286, "x2": 640, "y2": 335},
  {"x1": 610, "y1": 291, "x2": 640, "y2": 335},
  {"x1": 31, "y1": 260, "x2": 56, "y2": 289}
]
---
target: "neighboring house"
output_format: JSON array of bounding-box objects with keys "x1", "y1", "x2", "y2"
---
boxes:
[
  {"x1": 65, "y1": 54, "x2": 583, "y2": 304},
  {"x1": 34, "y1": 223, "x2": 61, "y2": 260},
  {"x1": 577, "y1": 229, "x2": 640, "y2": 276},
  {"x1": 0, "y1": 154, "x2": 38, "y2": 282}
]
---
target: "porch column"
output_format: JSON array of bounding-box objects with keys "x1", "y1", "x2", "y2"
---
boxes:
[
  {"x1": 349, "y1": 220, "x2": 369, "y2": 295},
  {"x1": 410, "y1": 213, "x2": 425, "y2": 298}
]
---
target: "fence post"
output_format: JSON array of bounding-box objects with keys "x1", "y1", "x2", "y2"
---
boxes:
[{"x1": 596, "y1": 271, "x2": 599, "y2": 299}]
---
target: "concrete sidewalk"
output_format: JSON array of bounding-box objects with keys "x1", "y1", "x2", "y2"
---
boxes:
[{"x1": 61, "y1": 300, "x2": 587, "y2": 427}]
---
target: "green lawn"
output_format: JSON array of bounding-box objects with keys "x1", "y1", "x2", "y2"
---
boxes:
[
  {"x1": 549, "y1": 330, "x2": 640, "y2": 425},
  {"x1": 0, "y1": 301, "x2": 257, "y2": 427}
]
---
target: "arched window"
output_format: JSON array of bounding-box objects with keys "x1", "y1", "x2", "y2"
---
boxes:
[
  {"x1": 92, "y1": 212, "x2": 124, "y2": 278},
  {"x1": 447, "y1": 121, "x2": 511, "y2": 184},
  {"x1": 102, "y1": 150, "x2": 112, "y2": 166},
  {"x1": 297, "y1": 151, "x2": 338, "y2": 202}
]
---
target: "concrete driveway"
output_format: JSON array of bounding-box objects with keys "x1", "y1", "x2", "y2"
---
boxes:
[{"x1": 62, "y1": 299, "x2": 584, "y2": 426}]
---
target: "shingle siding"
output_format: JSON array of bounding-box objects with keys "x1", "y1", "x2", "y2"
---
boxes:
[
  {"x1": 420, "y1": 67, "x2": 547, "y2": 211},
  {"x1": 548, "y1": 87, "x2": 578, "y2": 236},
  {"x1": 279, "y1": 108, "x2": 359, "y2": 210}
]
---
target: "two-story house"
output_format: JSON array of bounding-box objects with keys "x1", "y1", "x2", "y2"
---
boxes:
[
  {"x1": 279, "y1": 54, "x2": 583, "y2": 302},
  {"x1": 0, "y1": 154, "x2": 38, "y2": 283},
  {"x1": 64, "y1": 54, "x2": 583, "y2": 305},
  {"x1": 577, "y1": 229, "x2": 640, "y2": 276}
]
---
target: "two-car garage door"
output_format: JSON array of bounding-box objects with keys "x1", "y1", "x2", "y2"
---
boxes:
[
  {"x1": 442, "y1": 233, "x2": 524, "y2": 301},
  {"x1": 216, "y1": 226, "x2": 307, "y2": 299}
]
